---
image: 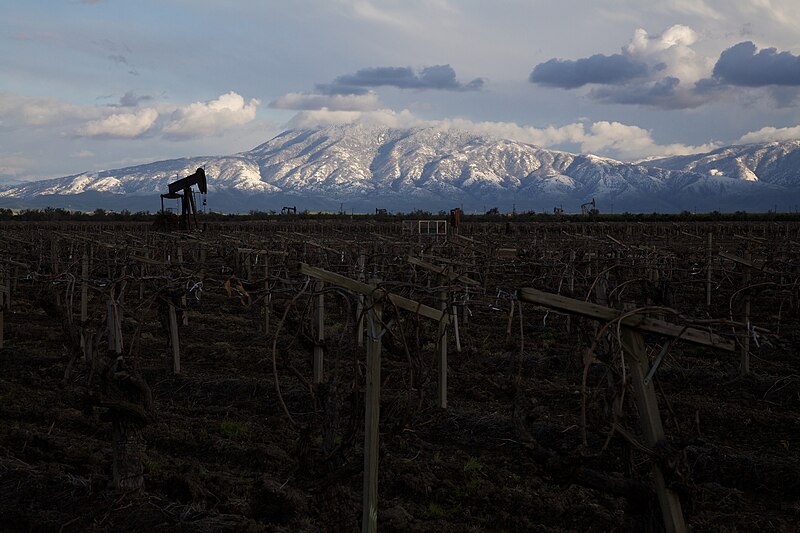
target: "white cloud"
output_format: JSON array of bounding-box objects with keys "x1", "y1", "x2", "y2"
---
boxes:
[
  {"x1": 624, "y1": 25, "x2": 709, "y2": 86},
  {"x1": 162, "y1": 92, "x2": 260, "y2": 139},
  {"x1": 74, "y1": 108, "x2": 158, "y2": 138},
  {"x1": 735, "y1": 0, "x2": 800, "y2": 28},
  {"x1": 0, "y1": 93, "x2": 102, "y2": 127},
  {"x1": 738, "y1": 124, "x2": 800, "y2": 144},
  {"x1": 335, "y1": 0, "x2": 458, "y2": 31},
  {"x1": 2, "y1": 91, "x2": 260, "y2": 142},
  {"x1": 663, "y1": 0, "x2": 722, "y2": 20},
  {"x1": 0, "y1": 154, "x2": 34, "y2": 177},
  {"x1": 285, "y1": 110, "x2": 717, "y2": 160},
  {"x1": 579, "y1": 121, "x2": 717, "y2": 159},
  {"x1": 286, "y1": 108, "x2": 423, "y2": 129},
  {"x1": 441, "y1": 118, "x2": 716, "y2": 160},
  {"x1": 270, "y1": 91, "x2": 380, "y2": 111}
]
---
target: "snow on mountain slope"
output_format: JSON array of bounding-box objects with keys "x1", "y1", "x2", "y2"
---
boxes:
[
  {"x1": 643, "y1": 140, "x2": 800, "y2": 186},
  {"x1": 2, "y1": 124, "x2": 800, "y2": 213}
]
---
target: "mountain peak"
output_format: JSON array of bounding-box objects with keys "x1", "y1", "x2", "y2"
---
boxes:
[{"x1": 1, "y1": 127, "x2": 800, "y2": 213}]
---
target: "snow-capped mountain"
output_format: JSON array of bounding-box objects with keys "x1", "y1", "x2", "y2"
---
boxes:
[{"x1": 1, "y1": 124, "x2": 799, "y2": 213}]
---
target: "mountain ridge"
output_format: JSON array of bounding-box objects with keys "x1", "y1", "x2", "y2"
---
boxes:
[{"x1": 1, "y1": 124, "x2": 798, "y2": 213}]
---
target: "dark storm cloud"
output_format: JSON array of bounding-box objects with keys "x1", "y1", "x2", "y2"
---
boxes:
[
  {"x1": 322, "y1": 64, "x2": 484, "y2": 93},
  {"x1": 108, "y1": 54, "x2": 129, "y2": 65},
  {"x1": 529, "y1": 54, "x2": 648, "y2": 89},
  {"x1": 314, "y1": 83, "x2": 371, "y2": 96},
  {"x1": 712, "y1": 41, "x2": 800, "y2": 87},
  {"x1": 116, "y1": 91, "x2": 153, "y2": 107},
  {"x1": 589, "y1": 77, "x2": 709, "y2": 109}
]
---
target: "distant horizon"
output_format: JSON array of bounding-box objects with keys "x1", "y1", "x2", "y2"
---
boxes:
[
  {"x1": 2, "y1": 125, "x2": 799, "y2": 215},
  {"x1": 2, "y1": 123, "x2": 798, "y2": 188}
]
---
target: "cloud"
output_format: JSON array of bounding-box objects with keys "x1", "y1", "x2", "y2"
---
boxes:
[
  {"x1": 285, "y1": 109, "x2": 716, "y2": 161},
  {"x1": 273, "y1": 64, "x2": 484, "y2": 112},
  {"x1": 737, "y1": 124, "x2": 800, "y2": 144},
  {"x1": 162, "y1": 92, "x2": 260, "y2": 139},
  {"x1": 662, "y1": 0, "x2": 722, "y2": 20},
  {"x1": 578, "y1": 121, "x2": 716, "y2": 159},
  {"x1": 326, "y1": 64, "x2": 484, "y2": 93},
  {"x1": 712, "y1": 41, "x2": 800, "y2": 87},
  {"x1": 270, "y1": 91, "x2": 380, "y2": 111},
  {"x1": 589, "y1": 77, "x2": 711, "y2": 108},
  {"x1": 0, "y1": 154, "x2": 34, "y2": 177},
  {"x1": 1, "y1": 91, "x2": 259, "y2": 141},
  {"x1": 623, "y1": 25, "x2": 706, "y2": 84},
  {"x1": 74, "y1": 108, "x2": 158, "y2": 138},
  {"x1": 530, "y1": 54, "x2": 648, "y2": 89},
  {"x1": 444, "y1": 118, "x2": 716, "y2": 160},
  {"x1": 117, "y1": 91, "x2": 153, "y2": 107},
  {"x1": 334, "y1": 0, "x2": 458, "y2": 32},
  {"x1": 108, "y1": 54, "x2": 129, "y2": 65},
  {"x1": 0, "y1": 93, "x2": 103, "y2": 127},
  {"x1": 285, "y1": 108, "x2": 424, "y2": 130},
  {"x1": 530, "y1": 25, "x2": 718, "y2": 109}
]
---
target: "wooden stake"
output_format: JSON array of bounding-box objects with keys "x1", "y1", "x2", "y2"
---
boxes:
[
  {"x1": 438, "y1": 289, "x2": 448, "y2": 409},
  {"x1": 356, "y1": 253, "x2": 366, "y2": 348},
  {"x1": 0, "y1": 271, "x2": 5, "y2": 351},
  {"x1": 168, "y1": 301, "x2": 180, "y2": 374},
  {"x1": 452, "y1": 305, "x2": 461, "y2": 353},
  {"x1": 313, "y1": 281, "x2": 324, "y2": 384},
  {"x1": 177, "y1": 246, "x2": 188, "y2": 326},
  {"x1": 264, "y1": 259, "x2": 271, "y2": 335},
  {"x1": 623, "y1": 328, "x2": 687, "y2": 533},
  {"x1": 740, "y1": 250, "x2": 751, "y2": 375},
  {"x1": 106, "y1": 298, "x2": 123, "y2": 354},
  {"x1": 8, "y1": 267, "x2": 14, "y2": 308},
  {"x1": 706, "y1": 233, "x2": 712, "y2": 306},
  {"x1": 81, "y1": 250, "x2": 89, "y2": 323},
  {"x1": 362, "y1": 296, "x2": 383, "y2": 533}
]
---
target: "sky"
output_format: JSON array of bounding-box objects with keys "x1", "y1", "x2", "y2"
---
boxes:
[{"x1": 2, "y1": 0, "x2": 800, "y2": 183}]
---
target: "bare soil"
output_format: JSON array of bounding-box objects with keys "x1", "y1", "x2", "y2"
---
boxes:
[{"x1": 1, "y1": 223, "x2": 799, "y2": 532}]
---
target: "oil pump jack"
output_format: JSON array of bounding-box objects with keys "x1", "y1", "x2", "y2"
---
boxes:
[
  {"x1": 581, "y1": 197, "x2": 599, "y2": 216},
  {"x1": 159, "y1": 168, "x2": 207, "y2": 231}
]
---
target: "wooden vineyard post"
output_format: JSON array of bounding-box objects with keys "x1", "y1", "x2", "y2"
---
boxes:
[
  {"x1": 452, "y1": 301, "x2": 461, "y2": 353},
  {"x1": 567, "y1": 250, "x2": 576, "y2": 333},
  {"x1": 313, "y1": 281, "x2": 324, "y2": 384},
  {"x1": 462, "y1": 289, "x2": 469, "y2": 326},
  {"x1": 706, "y1": 233, "x2": 712, "y2": 306},
  {"x1": 356, "y1": 252, "x2": 366, "y2": 348},
  {"x1": 106, "y1": 297, "x2": 123, "y2": 355},
  {"x1": 622, "y1": 328, "x2": 686, "y2": 533},
  {"x1": 138, "y1": 251, "x2": 146, "y2": 302},
  {"x1": 292, "y1": 262, "x2": 447, "y2": 533},
  {"x1": 81, "y1": 250, "x2": 89, "y2": 323},
  {"x1": 740, "y1": 249, "x2": 751, "y2": 375},
  {"x1": 168, "y1": 301, "x2": 180, "y2": 374},
  {"x1": 263, "y1": 259, "x2": 271, "y2": 335},
  {"x1": 245, "y1": 251, "x2": 253, "y2": 282},
  {"x1": 518, "y1": 287, "x2": 734, "y2": 533},
  {"x1": 362, "y1": 292, "x2": 383, "y2": 533},
  {"x1": 7, "y1": 267, "x2": 13, "y2": 309},
  {"x1": 0, "y1": 271, "x2": 4, "y2": 351},
  {"x1": 177, "y1": 245, "x2": 188, "y2": 326},
  {"x1": 438, "y1": 286, "x2": 448, "y2": 409}
]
